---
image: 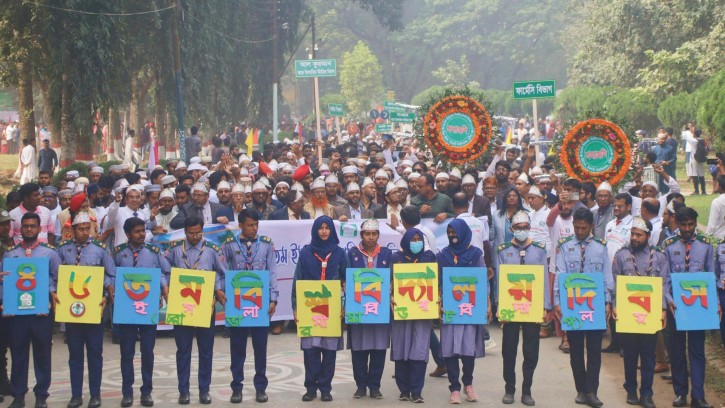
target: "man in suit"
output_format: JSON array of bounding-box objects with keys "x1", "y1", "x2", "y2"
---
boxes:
[
  {"x1": 461, "y1": 174, "x2": 492, "y2": 221},
  {"x1": 170, "y1": 182, "x2": 233, "y2": 229},
  {"x1": 333, "y1": 183, "x2": 373, "y2": 221},
  {"x1": 374, "y1": 182, "x2": 404, "y2": 221},
  {"x1": 269, "y1": 190, "x2": 310, "y2": 221},
  {"x1": 592, "y1": 182, "x2": 614, "y2": 239}
]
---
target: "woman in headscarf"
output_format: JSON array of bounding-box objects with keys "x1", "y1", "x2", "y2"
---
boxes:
[
  {"x1": 437, "y1": 219, "x2": 488, "y2": 404},
  {"x1": 292, "y1": 216, "x2": 348, "y2": 402},
  {"x1": 390, "y1": 228, "x2": 436, "y2": 404}
]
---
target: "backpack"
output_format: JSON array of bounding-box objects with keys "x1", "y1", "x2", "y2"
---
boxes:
[{"x1": 694, "y1": 138, "x2": 707, "y2": 163}]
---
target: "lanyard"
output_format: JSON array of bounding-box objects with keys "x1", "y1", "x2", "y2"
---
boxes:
[
  {"x1": 75, "y1": 240, "x2": 90, "y2": 266},
  {"x1": 130, "y1": 245, "x2": 143, "y2": 267},
  {"x1": 313, "y1": 252, "x2": 332, "y2": 280},
  {"x1": 21, "y1": 241, "x2": 40, "y2": 258},
  {"x1": 238, "y1": 237, "x2": 260, "y2": 270},
  {"x1": 685, "y1": 242, "x2": 691, "y2": 272},
  {"x1": 632, "y1": 248, "x2": 655, "y2": 276},
  {"x1": 358, "y1": 245, "x2": 381, "y2": 268},
  {"x1": 579, "y1": 239, "x2": 590, "y2": 273},
  {"x1": 182, "y1": 241, "x2": 206, "y2": 269}
]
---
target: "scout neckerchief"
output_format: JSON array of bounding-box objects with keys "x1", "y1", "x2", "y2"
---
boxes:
[
  {"x1": 21, "y1": 240, "x2": 40, "y2": 258},
  {"x1": 75, "y1": 239, "x2": 91, "y2": 265},
  {"x1": 130, "y1": 243, "x2": 144, "y2": 267},
  {"x1": 182, "y1": 239, "x2": 206, "y2": 269},
  {"x1": 358, "y1": 244, "x2": 381, "y2": 268},
  {"x1": 513, "y1": 239, "x2": 532, "y2": 265},
  {"x1": 313, "y1": 252, "x2": 332, "y2": 280},
  {"x1": 632, "y1": 246, "x2": 655, "y2": 276},
  {"x1": 680, "y1": 234, "x2": 695, "y2": 272},
  {"x1": 238, "y1": 236, "x2": 260, "y2": 270},
  {"x1": 578, "y1": 237, "x2": 591, "y2": 273}
]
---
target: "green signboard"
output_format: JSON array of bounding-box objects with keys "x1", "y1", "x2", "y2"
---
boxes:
[
  {"x1": 295, "y1": 59, "x2": 337, "y2": 78},
  {"x1": 384, "y1": 101, "x2": 406, "y2": 113},
  {"x1": 328, "y1": 104, "x2": 344, "y2": 117},
  {"x1": 390, "y1": 112, "x2": 415, "y2": 123},
  {"x1": 512, "y1": 80, "x2": 556, "y2": 99},
  {"x1": 375, "y1": 123, "x2": 393, "y2": 133}
]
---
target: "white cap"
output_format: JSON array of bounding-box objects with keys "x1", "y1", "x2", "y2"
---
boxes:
[
  {"x1": 192, "y1": 182, "x2": 209, "y2": 193},
  {"x1": 282, "y1": 164, "x2": 294, "y2": 173},
  {"x1": 346, "y1": 183, "x2": 360, "y2": 193},
  {"x1": 461, "y1": 174, "x2": 476, "y2": 185},
  {"x1": 190, "y1": 157, "x2": 201, "y2": 164},
  {"x1": 72, "y1": 184, "x2": 85, "y2": 195},
  {"x1": 217, "y1": 180, "x2": 231, "y2": 191},
  {"x1": 401, "y1": 160, "x2": 414, "y2": 168},
  {"x1": 90, "y1": 166, "x2": 104, "y2": 174},
  {"x1": 232, "y1": 184, "x2": 245, "y2": 194},
  {"x1": 511, "y1": 210, "x2": 531, "y2": 225},
  {"x1": 243, "y1": 185, "x2": 252, "y2": 194},
  {"x1": 597, "y1": 181, "x2": 612, "y2": 193},
  {"x1": 408, "y1": 172, "x2": 421, "y2": 180},
  {"x1": 319, "y1": 163, "x2": 330, "y2": 172},
  {"x1": 362, "y1": 177, "x2": 374, "y2": 188},
  {"x1": 252, "y1": 181, "x2": 267, "y2": 192},
  {"x1": 239, "y1": 155, "x2": 251, "y2": 163},
  {"x1": 66, "y1": 181, "x2": 76, "y2": 190},
  {"x1": 517, "y1": 172, "x2": 529, "y2": 183},
  {"x1": 395, "y1": 178, "x2": 408, "y2": 189},
  {"x1": 528, "y1": 186, "x2": 544, "y2": 197},
  {"x1": 530, "y1": 166, "x2": 543, "y2": 177},
  {"x1": 161, "y1": 175, "x2": 176, "y2": 185},
  {"x1": 72, "y1": 212, "x2": 91, "y2": 225},
  {"x1": 325, "y1": 175, "x2": 339, "y2": 185},
  {"x1": 126, "y1": 184, "x2": 144, "y2": 194},
  {"x1": 449, "y1": 168, "x2": 462, "y2": 179},
  {"x1": 176, "y1": 161, "x2": 187, "y2": 169},
  {"x1": 643, "y1": 181, "x2": 659, "y2": 191},
  {"x1": 66, "y1": 170, "x2": 79, "y2": 179},
  {"x1": 361, "y1": 219, "x2": 379, "y2": 232},
  {"x1": 311, "y1": 178, "x2": 326, "y2": 190},
  {"x1": 385, "y1": 182, "x2": 398, "y2": 195},
  {"x1": 137, "y1": 171, "x2": 148, "y2": 179},
  {"x1": 275, "y1": 181, "x2": 290, "y2": 190},
  {"x1": 435, "y1": 172, "x2": 449, "y2": 180},
  {"x1": 374, "y1": 168, "x2": 389, "y2": 180},
  {"x1": 160, "y1": 188, "x2": 175, "y2": 200},
  {"x1": 632, "y1": 216, "x2": 650, "y2": 233},
  {"x1": 188, "y1": 163, "x2": 204, "y2": 171},
  {"x1": 342, "y1": 166, "x2": 357, "y2": 175}
]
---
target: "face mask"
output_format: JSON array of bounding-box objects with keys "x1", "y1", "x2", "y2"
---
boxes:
[
  {"x1": 409, "y1": 241, "x2": 424, "y2": 254},
  {"x1": 448, "y1": 236, "x2": 458, "y2": 246},
  {"x1": 513, "y1": 230, "x2": 529, "y2": 242}
]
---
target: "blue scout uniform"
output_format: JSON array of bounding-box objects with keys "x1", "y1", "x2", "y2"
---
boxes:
[
  {"x1": 2, "y1": 243, "x2": 60, "y2": 400},
  {"x1": 553, "y1": 235, "x2": 612, "y2": 398},
  {"x1": 164, "y1": 238, "x2": 226, "y2": 397},
  {"x1": 113, "y1": 243, "x2": 171, "y2": 400},
  {"x1": 662, "y1": 233, "x2": 715, "y2": 401},
  {"x1": 57, "y1": 238, "x2": 116, "y2": 400},
  {"x1": 346, "y1": 245, "x2": 393, "y2": 394},
  {"x1": 221, "y1": 234, "x2": 278, "y2": 395},
  {"x1": 612, "y1": 244, "x2": 670, "y2": 401},
  {"x1": 715, "y1": 242, "x2": 725, "y2": 357},
  {"x1": 497, "y1": 240, "x2": 548, "y2": 398}
]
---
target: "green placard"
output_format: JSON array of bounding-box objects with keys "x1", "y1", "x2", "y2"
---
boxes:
[
  {"x1": 375, "y1": 123, "x2": 393, "y2": 133},
  {"x1": 328, "y1": 104, "x2": 344, "y2": 117},
  {"x1": 390, "y1": 111, "x2": 415, "y2": 123},
  {"x1": 512, "y1": 80, "x2": 556, "y2": 99},
  {"x1": 384, "y1": 101, "x2": 406, "y2": 113},
  {"x1": 295, "y1": 59, "x2": 337, "y2": 78}
]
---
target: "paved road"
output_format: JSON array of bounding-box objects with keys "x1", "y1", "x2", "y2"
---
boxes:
[{"x1": 13, "y1": 325, "x2": 718, "y2": 408}]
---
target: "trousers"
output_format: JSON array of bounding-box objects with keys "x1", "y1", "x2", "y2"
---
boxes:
[
  {"x1": 66, "y1": 323, "x2": 104, "y2": 398},
  {"x1": 351, "y1": 349, "x2": 386, "y2": 391},
  {"x1": 230, "y1": 327, "x2": 268, "y2": 392},
  {"x1": 445, "y1": 356, "x2": 475, "y2": 392},
  {"x1": 567, "y1": 330, "x2": 603, "y2": 394},
  {"x1": 9, "y1": 315, "x2": 52, "y2": 398},
  {"x1": 173, "y1": 319, "x2": 215, "y2": 394},
  {"x1": 668, "y1": 311, "x2": 705, "y2": 399},
  {"x1": 394, "y1": 360, "x2": 426, "y2": 395},
  {"x1": 502, "y1": 322, "x2": 540, "y2": 395},
  {"x1": 118, "y1": 324, "x2": 157, "y2": 397},
  {"x1": 620, "y1": 333, "x2": 657, "y2": 397},
  {"x1": 302, "y1": 348, "x2": 336, "y2": 394}
]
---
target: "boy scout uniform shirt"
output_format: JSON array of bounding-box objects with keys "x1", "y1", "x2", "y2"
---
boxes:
[
  {"x1": 114, "y1": 243, "x2": 172, "y2": 287},
  {"x1": 715, "y1": 242, "x2": 725, "y2": 290},
  {"x1": 611, "y1": 244, "x2": 670, "y2": 309},
  {"x1": 221, "y1": 235, "x2": 279, "y2": 302},
  {"x1": 1, "y1": 242, "x2": 62, "y2": 302},
  {"x1": 663, "y1": 233, "x2": 715, "y2": 305},
  {"x1": 58, "y1": 238, "x2": 116, "y2": 288},
  {"x1": 553, "y1": 236, "x2": 614, "y2": 306},
  {"x1": 497, "y1": 240, "x2": 551, "y2": 310},
  {"x1": 164, "y1": 239, "x2": 226, "y2": 291}
]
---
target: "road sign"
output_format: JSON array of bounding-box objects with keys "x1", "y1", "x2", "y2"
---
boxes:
[
  {"x1": 390, "y1": 112, "x2": 415, "y2": 123},
  {"x1": 295, "y1": 59, "x2": 337, "y2": 78},
  {"x1": 328, "y1": 104, "x2": 344, "y2": 117},
  {"x1": 375, "y1": 123, "x2": 392, "y2": 133},
  {"x1": 369, "y1": 110, "x2": 380, "y2": 120},
  {"x1": 513, "y1": 80, "x2": 555, "y2": 99},
  {"x1": 384, "y1": 101, "x2": 406, "y2": 113},
  {"x1": 380, "y1": 110, "x2": 390, "y2": 120}
]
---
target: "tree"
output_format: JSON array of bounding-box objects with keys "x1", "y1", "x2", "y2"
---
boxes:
[
  {"x1": 697, "y1": 68, "x2": 725, "y2": 140},
  {"x1": 657, "y1": 92, "x2": 698, "y2": 131},
  {"x1": 339, "y1": 41, "x2": 384, "y2": 114},
  {"x1": 431, "y1": 55, "x2": 479, "y2": 88}
]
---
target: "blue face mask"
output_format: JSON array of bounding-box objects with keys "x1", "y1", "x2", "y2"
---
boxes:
[{"x1": 409, "y1": 240, "x2": 424, "y2": 254}]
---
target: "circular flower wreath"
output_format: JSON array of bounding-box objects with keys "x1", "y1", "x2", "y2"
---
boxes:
[
  {"x1": 422, "y1": 95, "x2": 493, "y2": 165},
  {"x1": 561, "y1": 119, "x2": 632, "y2": 186}
]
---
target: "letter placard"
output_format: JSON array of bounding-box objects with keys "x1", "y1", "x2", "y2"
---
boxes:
[
  {"x1": 55, "y1": 265, "x2": 104, "y2": 324},
  {"x1": 225, "y1": 270, "x2": 270, "y2": 327},
  {"x1": 2, "y1": 257, "x2": 50, "y2": 316},
  {"x1": 497, "y1": 265, "x2": 544, "y2": 323},
  {"x1": 442, "y1": 267, "x2": 487, "y2": 324},
  {"x1": 672, "y1": 272, "x2": 719, "y2": 331},
  {"x1": 113, "y1": 267, "x2": 161, "y2": 325},
  {"x1": 392, "y1": 263, "x2": 439, "y2": 320},
  {"x1": 166, "y1": 268, "x2": 216, "y2": 328},
  {"x1": 616, "y1": 275, "x2": 663, "y2": 334},
  {"x1": 558, "y1": 273, "x2": 606, "y2": 331},
  {"x1": 345, "y1": 268, "x2": 390, "y2": 324},
  {"x1": 296, "y1": 280, "x2": 342, "y2": 337}
]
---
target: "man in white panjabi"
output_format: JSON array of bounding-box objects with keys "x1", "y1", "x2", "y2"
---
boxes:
[{"x1": 18, "y1": 138, "x2": 38, "y2": 184}]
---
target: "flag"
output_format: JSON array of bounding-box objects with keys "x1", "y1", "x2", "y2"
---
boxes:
[
  {"x1": 505, "y1": 125, "x2": 513, "y2": 145},
  {"x1": 246, "y1": 128, "x2": 254, "y2": 156}
]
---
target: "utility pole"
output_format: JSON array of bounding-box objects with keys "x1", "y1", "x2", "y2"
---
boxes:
[
  {"x1": 311, "y1": 14, "x2": 322, "y2": 163},
  {"x1": 272, "y1": 0, "x2": 279, "y2": 143},
  {"x1": 171, "y1": 0, "x2": 186, "y2": 161}
]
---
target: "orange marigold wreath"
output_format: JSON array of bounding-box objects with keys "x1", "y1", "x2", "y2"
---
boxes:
[{"x1": 560, "y1": 119, "x2": 632, "y2": 186}]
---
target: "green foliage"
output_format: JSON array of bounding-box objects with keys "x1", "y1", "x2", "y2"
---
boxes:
[
  {"x1": 412, "y1": 86, "x2": 552, "y2": 118},
  {"x1": 697, "y1": 68, "x2": 725, "y2": 140},
  {"x1": 431, "y1": 55, "x2": 479, "y2": 88},
  {"x1": 339, "y1": 41, "x2": 384, "y2": 115},
  {"x1": 320, "y1": 93, "x2": 346, "y2": 107},
  {"x1": 657, "y1": 92, "x2": 698, "y2": 131},
  {"x1": 53, "y1": 162, "x2": 89, "y2": 183},
  {"x1": 410, "y1": 85, "x2": 446, "y2": 107}
]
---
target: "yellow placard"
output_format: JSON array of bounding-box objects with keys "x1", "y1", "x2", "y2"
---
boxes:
[
  {"x1": 616, "y1": 275, "x2": 663, "y2": 334},
  {"x1": 296, "y1": 280, "x2": 342, "y2": 337},
  {"x1": 55, "y1": 265, "x2": 105, "y2": 324},
  {"x1": 392, "y1": 263, "x2": 439, "y2": 320},
  {"x1": 497, "y1": 264, "x2": 545, "y2": 323},
  {"x1": 166, "y1": 268, "x2": 216, "y2": 328}
]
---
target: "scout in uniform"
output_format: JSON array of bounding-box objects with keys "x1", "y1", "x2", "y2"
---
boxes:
[
  {"x1": 164, "y1": 215, "x2": 226, "y2": 405},
  {"x1": 346, "y1": 219, "x2": 392, "y2": 400},
  {"x1": 2, "y1": 213, "x2": 60, "y2": 408},
  {"x1": 114, "y1": 217, "x2": 171, "y2": 408},
  {"x1": 553, "y1": 208, "x2": 613, "y2": 408},
  {"x1": 57, "y1": 212, "x2": 116, "y2": 408},
  {"x1": 497, "y1": 211, "x2": 549, "y2": 406},
  {"x1": 662, "y1": 207, "x2": 716, "y2": 408},
  {"x1": 611, "y1": 217, "x2": 670, "y2": 408},
  {"x1": 221, "y1": 209, "x2": 278, "y2": 404}
]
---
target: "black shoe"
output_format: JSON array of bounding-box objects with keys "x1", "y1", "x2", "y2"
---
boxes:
[
  {"x1": 0, "y1": 381, "x2": 11, "y2": 396},
  {"x1": 692, "y1": 398, "x2": 713, "y2": 408},
  {"x1": 320, "y1": 392, "x2": 332, "y2": 402},
  {"x1": 140, "y1": 394, "x2": 153, "y2": 407},
  {"x1": 302, "y1": 392, "x2": 316, "y2": 402},
  {"x1": 9, "y1": 396, "x2": 25, "y2": 408},
  {"x1": 177, "y1": 393, "x2": 190, "y2": 405},
  {"x1": 222, "y1": 328, "x2": 230, "y2": 338},
  {"x1": 35, "y1": 396, "x2": 48, "y2": 408},
  {"x1": 121, "y1": 395, "x2": 133, "y2": 408},
  {"x1": 575, "y1": 392, "x2": 587, "y2": 404},
  {"x1": 640, "y1": 395, "x2": 655, "y2": 408},
  {"x1": 521, "y1": 394, "x2": 535, "y2": 406},
  {"x1": 411, "y1": 393, "x2": 424, "y2": 403},
  {"x1": 661, "y1": 374, "x2": 672, "y2": 381},
  {"x1": 67, "y1": 397, "x2": 83, "y2": 408},
  {"x1": 585, "y1": 394, "x2": 603, "y2": 407},
  {"x1": 87, "y1": 396, "x2": 101, "y2": 408},
  {"x1": 626, "y1": 392, "x2": 639, "y2": 405},
  {"x1": 502, "y1": 393, "x2": 515, "y2": 404},
  {"x1": 398, "y1": 392, "x2": 411, "y2": 401},
  {"x1": 672, "y1": 395, "x2": 687, "y2": 407},
  {"x1": 199, "y1": 392, "x2": 211, "y2": 405},
  {"x1": 369, "y1": 389, "x2": 382, "y2": 399},
  {"x1": 255, "y1": 391, "x2": 268, "y2": 403},
  {"x1": 353, "y1": 388, "x2": 366, "y2": 399},
  {"x1": 230, "y1": 391, "x2": 242, "y2": 404},
  {"x1": 601, "y1": 344, "x2": 619, "y2": 353}
]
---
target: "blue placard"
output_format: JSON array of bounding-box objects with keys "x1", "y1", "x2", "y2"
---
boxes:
[
  {"x1": 225, "y1": 270, "x2": 270, "y2": 327},
  {"x1": 345, "y1": 268, "x2": 390, "y2": 324},
  {"x1": 559, "y1": 273, "x2": 606, "y2": 331},
  {"x1": 672, "y1": 272, "x2": 720, "y2": 331},
  {"x1": 441, "y1": 267, "x2": 488, "y2": 325},
  {"x1": 2, "y1": 257, "x2": 50, "y2": 316},
  {"x1": 113, "y1": 267, "x2": 162, "y2": 325}
]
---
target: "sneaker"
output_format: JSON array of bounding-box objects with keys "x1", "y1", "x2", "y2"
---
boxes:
[
  {"x1": 502, "y1": 393, "x2": 515, "y2": 404},
  {"x1": 353, "y1": 388, "x2": 366, "y2": 399},
  {"x1": 398, "y1": 392, "x2": 411, "y2": 402},
  {"x1": 464, "y1": 385, "x2": 478, "y2": 402},
  {"x1": 411, "y1": 394, "x2": 424, "y2": 403},
  {"x1": 369, "y1": 389, "x2": 383, "y2": 399},
  {"x1": 449, "y1": 391, "x2": 461, "y2": 404},
  {"x1": 484, "y1": 339, "x2": 497, "y2": 350}
]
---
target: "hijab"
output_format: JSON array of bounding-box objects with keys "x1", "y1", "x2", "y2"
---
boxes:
[
  {"x1": 308, "y1": 215, "x2": 339, "y2": 257},
  {"x1": 440, "y1": 219, "x2": 479, "y2": 266},
  {"x1": 398, "y1": 227, "x2": 435, "y2": 264}
]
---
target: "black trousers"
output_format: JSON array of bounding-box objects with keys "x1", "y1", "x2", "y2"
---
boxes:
[
  {"x1": 567, "y1": 330, "x2": 604, "y2": 395},
  {"x1": 502, "y1": 322, "x2": 540, "y2": 395}
]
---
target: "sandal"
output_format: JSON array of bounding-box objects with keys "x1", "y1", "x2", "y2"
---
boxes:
[{"x1": 559, "y1": 340, "x2": 570, "y2": 353}]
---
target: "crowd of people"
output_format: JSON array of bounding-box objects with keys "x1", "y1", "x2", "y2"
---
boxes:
[{"x1": 0, "y1": 117, "x2": 724, "y2": 408}]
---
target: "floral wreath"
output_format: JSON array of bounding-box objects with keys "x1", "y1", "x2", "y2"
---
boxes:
[{"x1": 560, "y1": 119, "x2": 632, "y2": 186}]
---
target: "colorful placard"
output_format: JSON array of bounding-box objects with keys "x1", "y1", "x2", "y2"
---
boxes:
[
  {"x1": 166, "y1": 268, "x2": 216, "y2": 328},
  {"x1": 672, "y1": 272, "x2": 720, "y2": 331},
  {"x1": 112, "y1": 267, "x2": 162, "y2": 325},
  {"x1": 2, "y1": 257, "x2": 50, "y2": 316},
  {"x1": 392, "y1": 263, "x2": 439, "y2": 320},
  {"x1": 296, "y1": 280, "x2": 342, "y2": 337},
  {"x1": 559, "y1": 273, "x2": 606, "y2": 331},
  {"x1": 345, "y1": 268, "x2": 390, "y2": 324},
  {"x1": 442, "y1": 267, "x2": 487, "y2": 324},
  {"x1": 498, "y1": 265, "x2": 544, "y2": 323},
  {"x1": 55, "y1": 265, "x2": 105, "y2": 324},
  {"x1": 224, "y1": 270, "x2": 270, "y2": 327},
  {"x1": 616, "y1": 275, "x2": 663, "y2": 334}
]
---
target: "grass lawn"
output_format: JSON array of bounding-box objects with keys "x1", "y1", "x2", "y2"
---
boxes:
[{"x1": 0, "y1": 154, "x2": 19, "y2": 171}]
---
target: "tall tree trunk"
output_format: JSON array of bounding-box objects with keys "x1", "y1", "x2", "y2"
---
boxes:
[
  {"x1": 154, "y1": 67, "x2": 168, "y2": 159},
  {"x1": 60, "y1": 71, "x2": 75, "y2": 167},
  {"x1": 17, "y1": 61, "x2": 36, "y2": 145},
  {"x1": 37, "y1": 78, "x2": 61, "y2": 151},
  {"x1": 107, "y1": 108, "x2": 122, "y2": 161}
]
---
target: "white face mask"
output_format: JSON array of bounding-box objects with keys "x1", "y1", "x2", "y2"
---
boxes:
[{"x1": 513, "y1": 230, "x2": 529, "y2": 242}]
